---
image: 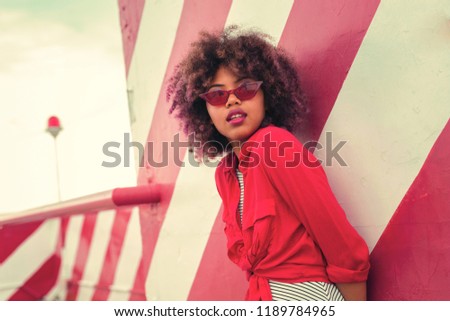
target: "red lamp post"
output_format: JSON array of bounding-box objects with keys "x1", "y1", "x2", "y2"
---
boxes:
[{"x1": 46, "y1": 116, "x2": 63, "y2": 202}]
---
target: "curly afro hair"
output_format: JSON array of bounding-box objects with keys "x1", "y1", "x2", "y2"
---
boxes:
[{"x1": 166, "y1": 25, "x2": 307, "y2": 158}]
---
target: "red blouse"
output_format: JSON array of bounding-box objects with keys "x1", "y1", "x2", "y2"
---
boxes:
[{"x1": 215, "y1": 125, "x2": 370, "y2": 300}]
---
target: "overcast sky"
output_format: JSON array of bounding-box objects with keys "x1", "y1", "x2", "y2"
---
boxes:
[{"x1": 0, "y1": 0, "x2": 136, "y2": 213}]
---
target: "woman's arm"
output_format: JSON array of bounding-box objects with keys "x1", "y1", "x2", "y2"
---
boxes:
[
  {"x1": 252, "y1": 126, "x2": 370, "y2": 284},
  {"x1": 336, "y1": 282, "x2": 367, "y2": 301}
]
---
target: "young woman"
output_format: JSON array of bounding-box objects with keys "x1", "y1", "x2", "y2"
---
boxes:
[{"x1": 167, "y1": 26, "x2": 370, "y2": 301}]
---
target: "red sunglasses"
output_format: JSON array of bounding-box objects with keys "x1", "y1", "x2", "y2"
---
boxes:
[{"x1": 199, "y1": 81, "x2": 263, "y2": 106}]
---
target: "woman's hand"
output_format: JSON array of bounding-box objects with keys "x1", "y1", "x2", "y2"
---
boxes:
[{"x1": 335, "y1": 282, "x2": 367, "y2": 301}]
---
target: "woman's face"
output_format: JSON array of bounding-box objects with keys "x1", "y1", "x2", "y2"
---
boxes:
[{"x1": 205, "y1": 66, "x2": 265, "y2": 152}]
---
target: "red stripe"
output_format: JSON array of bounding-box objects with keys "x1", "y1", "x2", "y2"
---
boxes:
[
  {"x1": 368, "y1": 120, "x2": 450, "y2": 300},
  {"x1": 130, "y1": 0, "x2": 232, "y2": 298},
  {"x1": 0, "y1": 221, "x2": 42, "y2": 264},
  {"x1": 66, "y1": 212, "x2": 98, "y2": 300},
  {"x1": 128, "y1": 255, "x2": 147, "y2": 300},
  {"x1": 278, "y1": 0, "x2": 380, "y2": 143},
  {"x1": 188, "y1": 206, "x2": 247, "y2": 300},
  {"x1": 8, "y1": 254, "x2": 61, "y2": 300},
  {"x1": 8, "y1": 219, "x2": 63, "y2": 301},
  {"x1": 91, "y1": 208, "x2": 132, "y2": 300},
  {"x1": 118, "y1": 0, "x2": 146, "y2": 76}
]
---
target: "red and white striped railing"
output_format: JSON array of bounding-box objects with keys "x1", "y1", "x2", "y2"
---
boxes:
[
  {"x1": 0, "y1": 185, "x2": 161, "y2": 226},
  {"x1": 0, "y1": 185, "x2": 161, "y2": 300}
]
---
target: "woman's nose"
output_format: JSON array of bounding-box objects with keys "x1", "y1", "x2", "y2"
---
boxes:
[{"x1": 226, "y1": 93, "x2": 241, "y2": 107}]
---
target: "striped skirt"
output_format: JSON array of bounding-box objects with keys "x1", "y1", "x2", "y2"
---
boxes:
[{"x1": 269, "y1": 280, "x2": 345, "y2": 301}]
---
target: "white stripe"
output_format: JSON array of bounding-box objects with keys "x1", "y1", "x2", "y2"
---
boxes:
[
  {"x1": 315, "y1": 0, "x2": 450, "y2": 251},
  {"x1": 108, "y1": 207, "x2": 142, "y2": 301},
  {"x1": 145, "y1": 155, "x2": 221, "y2": 300},
  {"x1": 0, "y1": 220, "x2": 59, "y2": 300},
  {"x1": 44, "y1": 215, "x2": 84, "y2": 300},
  {"x1": 76, "y1": 210, "x2": 116, "y2": 300},
  {"x1": 126, "y1": 0, "x2": 184, "y2": 165},
  {"x1": 61, "y1": 215, "x2": 84, "y2": 292},
  {"x1": 225, "y1": 0, "x2": 294, "y2": 44},
  {"x1": 44, "y1": 222, "x2": 65, "y2": 301}
]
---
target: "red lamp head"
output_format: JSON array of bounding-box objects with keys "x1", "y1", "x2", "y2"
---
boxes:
[{"x1": 46, "y1": 115, "x2": 62, "y2": 138}]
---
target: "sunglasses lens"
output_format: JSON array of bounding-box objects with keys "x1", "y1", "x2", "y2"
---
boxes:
[
  {"x1": 203, "y1": 90, "x2": 228, "y2": 106},
  {"x1": 235, "y1": 82, "x2": 260, "y2": 100}
]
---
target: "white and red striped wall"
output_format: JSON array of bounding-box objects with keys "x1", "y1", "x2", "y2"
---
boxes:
[{"x1": 1, "y1": 0, "x2": 449, "y2": 300}]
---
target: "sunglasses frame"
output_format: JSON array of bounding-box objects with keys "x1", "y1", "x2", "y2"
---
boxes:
[{"x1": 199, "y1": 81, "x2": 263, "y2": 106}]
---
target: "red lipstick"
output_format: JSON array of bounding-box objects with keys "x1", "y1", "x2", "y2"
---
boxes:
[{"x1": 226, "y1": 108, "x2": 247, "y2": 125}]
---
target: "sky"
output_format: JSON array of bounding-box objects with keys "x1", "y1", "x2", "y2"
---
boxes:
[{"x1": 0, "y1": 0, "x2": 136, "y2": 212}]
